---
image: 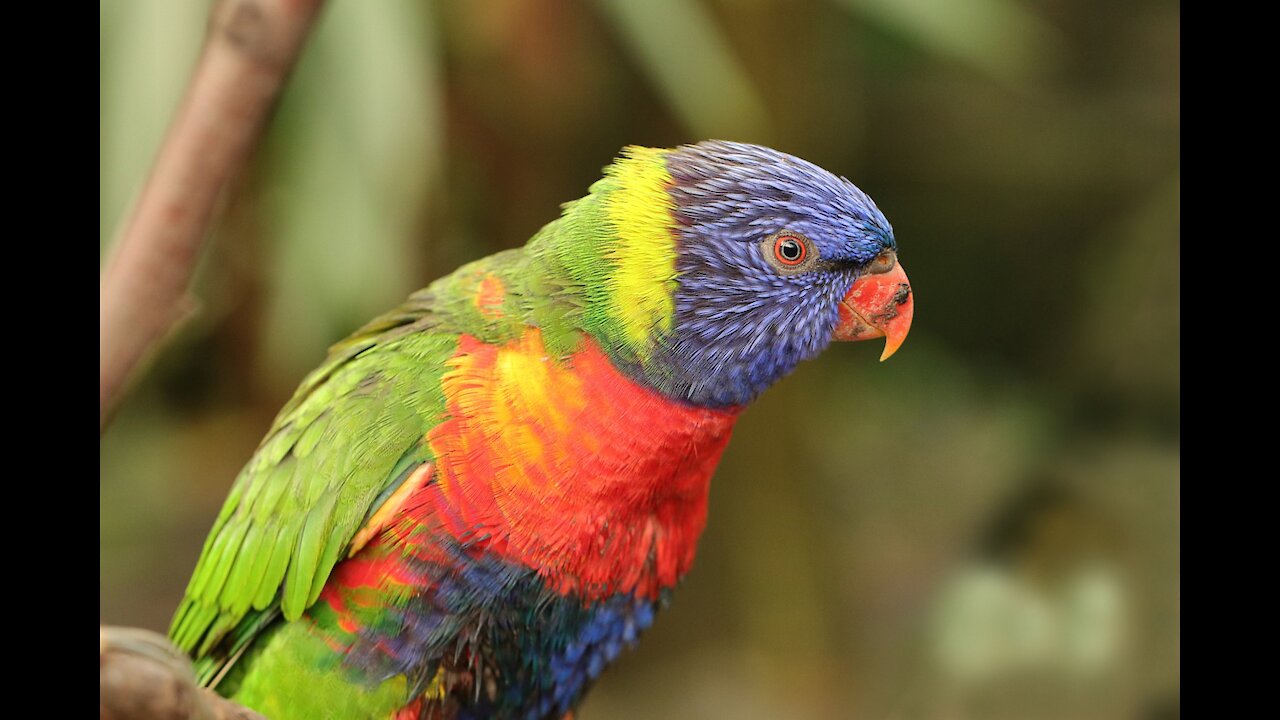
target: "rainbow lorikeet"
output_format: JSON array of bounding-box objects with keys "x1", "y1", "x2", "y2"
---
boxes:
[{"x1": 169, "y1": 140, "x2": 913, "y2": 719}]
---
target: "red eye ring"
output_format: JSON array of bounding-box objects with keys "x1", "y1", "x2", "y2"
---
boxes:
[{"x1": 773, "y1": 235, "x2": 808, "y2": 266}]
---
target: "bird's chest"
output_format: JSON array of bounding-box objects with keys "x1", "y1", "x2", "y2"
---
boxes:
[{"x1": 422, "y1": 331, "x2": 741, "y2": 600}]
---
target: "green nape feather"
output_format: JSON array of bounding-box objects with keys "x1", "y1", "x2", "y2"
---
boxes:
[{"x1": 537, "y1": 146, "x2": 678, "y2": 360}]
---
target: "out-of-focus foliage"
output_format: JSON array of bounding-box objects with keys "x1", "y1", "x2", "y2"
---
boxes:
[{"x1": 100, "y1": 1, "x2": 1178, "y2": 718}]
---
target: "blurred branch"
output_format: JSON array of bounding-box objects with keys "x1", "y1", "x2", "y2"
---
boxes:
[
  {"x1": 100, "y1": 626, "x2": 266, "y2": 720},
  {"x1": 99, "y1": 1, "x2": 325, "y2": 715},
  {"x1": 99, "y1": 0, "x2": 326, "y2": 431}
]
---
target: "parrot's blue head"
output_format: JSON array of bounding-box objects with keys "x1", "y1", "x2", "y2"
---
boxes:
[{"x1": 649, "y1": 140, "x2": 913, "y2": 407}]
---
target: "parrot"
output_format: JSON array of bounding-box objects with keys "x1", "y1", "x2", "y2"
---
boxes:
[{"x1": 168, "y1": 140, "x2": 914, "y2": 719}]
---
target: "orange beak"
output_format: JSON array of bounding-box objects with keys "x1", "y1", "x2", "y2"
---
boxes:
[{"x1": 831, "y1": 260, "x2": 913, "y2": 361}]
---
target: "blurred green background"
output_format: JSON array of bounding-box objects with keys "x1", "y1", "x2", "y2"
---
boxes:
[{"x1": 100, "y1": 1, "x2": 1178, "y2": 718}]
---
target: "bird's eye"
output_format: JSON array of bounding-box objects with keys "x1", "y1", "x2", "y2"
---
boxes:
[
  {"x1": 761, "y1": 231, "x2": 816, "y2": 273},
  {"x1": 867, "y1": 251, "x2": 896, "y2": 274},
  {"x1": 773, "y1": 235, "x2": 807, "y2": 266}
]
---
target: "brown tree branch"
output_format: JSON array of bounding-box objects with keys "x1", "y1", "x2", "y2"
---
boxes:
[
  {"x1": 99, "y1": 0, "x2": 326, "y2": 431},
  {"x1": 100, "y1": 626, "x2": 267, "y2": 720},
  {"x1": 101, "y1": 1, "x2": 326, "y2": 717}
]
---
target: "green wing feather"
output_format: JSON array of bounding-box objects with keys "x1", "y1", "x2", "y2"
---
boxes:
[{"x1": 169, "y1": 287, "x2": 460, "y2": 679}]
